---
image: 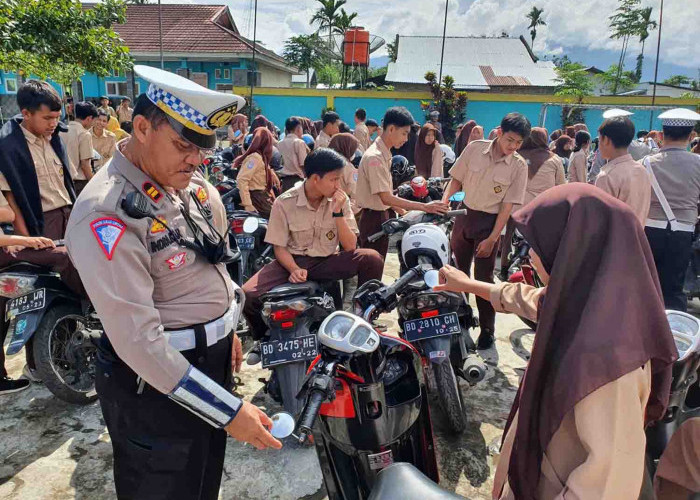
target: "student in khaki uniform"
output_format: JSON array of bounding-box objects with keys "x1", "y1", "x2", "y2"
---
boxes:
[
  {"x1": 567, "y1": 130, "x2": 590, "y2": 183},
  {"x1": 65, "y1": 66, "x2": 281, "y2": 500},
  {"x1": 98, "y1": 96, "x2": 117, "y2": 119},
  {"x1": 316, "y1": 111, "x2": 340, "y2": 149},
  {"x1": 356, "y1": 107, "x2": 449, "y2": 259},
  {"x1": 365, "y1": 118, "x2": 379, "y2": 142},
  {"x1": 277, "y1": 116, "x2": 309, "y2": 192},
  {"x1": 233, "y1": 127, "x2": 281, "y2": 218},
  {"x1": 595, "y1": 116, "x2": 651, "y2": 225},
  {"x1": 443, "y1": 113, "x2": 529, "y2": 349},
  {"x1": 61, "y1": 101, "x2": 98, "y2": 194},
  {"x1": 353, "y1": 108, "x2": 371, "y2": 151},
  {"x1": 116, "y1": 97, "x2": 133, "y2": 125},
  {"x1": 435, "y1": 184, "x2": 676, "y2": 500},
  {"x1": 242, "y1": 149, "x2": 384, "y2": 340},
  {"x1": 328, "y1": 133, "x2": 360, "y2": 213},
  {"x1": 90, "y1": 110, "x2": 117, "y2": 171},
  {"x1": 227, "y1": 113, "x2": 248, "y2": 147},
  {"x1": 414, "y1": 123, "x2": 443, "y2": 179}
]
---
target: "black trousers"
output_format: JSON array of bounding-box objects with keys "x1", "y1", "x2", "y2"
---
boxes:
[
  {"x1": 96, "y1": 334, "x2": 233, "y2": 500},
  {"x1": 645, "y1": 226, "x2": 694, "y2": 312}
]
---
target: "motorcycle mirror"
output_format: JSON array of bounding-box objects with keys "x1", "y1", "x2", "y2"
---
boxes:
[
  {"x1": 269, "y1": 412, "x2": 295, "y2": 439},
  {"x1": 424, "y1": 270, "x2": 440, "y2": 289},
  {"x1": 449, "y1": 191, "x2": 466, "y2": 203},
  {"x1": 243, "y1": 216, "x2": 259, "y2": 234}
]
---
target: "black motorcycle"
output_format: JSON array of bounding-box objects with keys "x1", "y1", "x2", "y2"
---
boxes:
[
  {"x1": 291, "y1": 265, "x2": 442, "y2": 499},
  {"x1": 226, "y1": 211, "x2": 272, "y2": 286},
  {"x1": 396, "y1": 177, "x2": 446, "y2": 204},
  {"x1": 504, "y1": 230, "x2": 543, "y2": 330},
  {"x1": 1, "y1": 261, "x2": 101, "y2": 404}
]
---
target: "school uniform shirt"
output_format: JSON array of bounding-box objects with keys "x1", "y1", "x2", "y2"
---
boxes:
[
  {"x1": 316, "y1": 130, "x2": 332, "y2": 149},
  {"x1": 490, "y1": 282, "x2": 652, "y2": 500},
  {"x1": 340, "y1": 159, "x2": 359, "y2": 214},
  {"x1": 116, "y1": 106, "x2": 133, "y2": 124},
  {"x1": 91, "y1": 128, "x2": 117, "y2": 170},
  {"x1": 595, "y1": 154, "x2": 651, "y2": 225},
  {"x1": 523, "y1": 155, "x2": 566, "y2": 206},
  {"x1": 99, "y1": 105, "x2": 117, "y2": 119},
  {"x1": 354, "y1": 122, "x2": 371, "y2": 151},
  {"x1": 567, "y1": 149, "x2": 588, "y2": 183},
  {"x1": 0, "y1": 191, "x2": 8, "y2": 207},
  {"x1": 429, "y1": 145, "x2": 443, "y2": 179},
  {"x1": 449, "y1": 139, "x2": 528, "y2": 214},
  {"x1": 61, "y1": 121, "x2": 94, "y2": 181},
  {"x1": 646, "y1": 147, "x2": 700, "y2": 226},
  {"x1": 264, "y1": 182, "x2": 357, "y2": 258},
  {"x1": 0, "y1": 125, "x2": 73, "y2": 212},
  {"x1": 276, "y1": 134, "x2": 308, "y2": 179},
  {"x1": 356, "y1": 137, "x2": 393, "y2": 211},
  {"x1": 236, "y1": 153, "x2": 269, "y2": 209}
]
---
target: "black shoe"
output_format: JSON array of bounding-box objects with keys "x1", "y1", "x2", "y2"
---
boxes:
[
  {"x1": 0, "y1": 377, "x2": 30, "y2": 395},
  {"x1": 246, "y1": 342, "x2": 261, "y2": 365},
  {"x1": 477, "y1": 328, "x2": 495, "y2": 350}
]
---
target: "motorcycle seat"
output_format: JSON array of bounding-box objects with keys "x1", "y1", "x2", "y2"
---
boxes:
[
  {"x1": 261, "y1": 282, "x2": 322, "y2": 302},
  {"x1": 0, "y1": 261, "x2": 49, "y2": 274},
  {"x1": 368, "y1": 463, "x2": 463, "y2": 500}
]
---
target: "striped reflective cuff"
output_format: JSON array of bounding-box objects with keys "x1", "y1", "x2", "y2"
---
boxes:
[{"x1": 168, "y1": 366, "x2": 242, "y2": 428}]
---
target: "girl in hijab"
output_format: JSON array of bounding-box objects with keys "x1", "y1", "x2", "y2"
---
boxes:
[
  {"x1": 227, "y1": 114, "x2": 248, "y2": 147},
  {"x1": 573, "y1": 123, "x2": 588, "y2": 134},
  {"x1": 498, "y1": 127, "x2": 565, "y2": 279},
  {"x1": 234, "y1": 128, "x2": 280, "y2": 219},
  {"x1": 250, "y1": 115, "x2": 276, "y2": 137},
  {"x1": 469, "y1": 125, "x2": 484, "y2": 143},
  {"x1": 328, "y1": 133, "x2": 360, "y2": 212},
  {"x1": 564, "y1": 125, "x2": 576, "y2": 138},
  {"x1": 488, "y1": 127, "x2": 500, "y2": 141},
  {"x1": 414, "y1": 124, "x2": 443, "y2": 179},
  {"x1": 455, "y1": 120, "x2": 477, "y2": 157},
  {"x1": 435, "y1": 184, "x2": 677, "y2": 500},
  {"x1": 553, "y1": 136, "x2": 573, "y2": 173},
  {"x1": 568, "y1": 131, "x2": 591, "y2": 183}
]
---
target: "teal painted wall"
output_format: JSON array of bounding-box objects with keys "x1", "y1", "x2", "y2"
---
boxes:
[
  {"x1": 334, "y1": 97, "x2": 425, "y2": 127},
  {"x1": 253, "y1": 95, "x2": 328, "y2": 126}
]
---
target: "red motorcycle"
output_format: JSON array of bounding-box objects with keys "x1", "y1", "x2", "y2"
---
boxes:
[{"x1": 506, "y1": 230, "x2": 543, "y2": 330}]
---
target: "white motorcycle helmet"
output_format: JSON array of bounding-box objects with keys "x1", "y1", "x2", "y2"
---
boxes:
[
  {"x1": 440, "y1": 144, "x2": 456, "y2": 165},
  {"x1": 401, "y1": 223, "x2": 450, "y2": 269}
]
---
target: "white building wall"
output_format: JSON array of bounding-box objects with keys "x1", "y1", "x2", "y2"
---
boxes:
[{"x1": 261, "y1": 65, "x2": 292, "y2": 88}]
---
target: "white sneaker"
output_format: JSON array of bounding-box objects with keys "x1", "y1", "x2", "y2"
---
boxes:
[{"x1": 21, "y1": 365, "x2": 42, "y2": 383}]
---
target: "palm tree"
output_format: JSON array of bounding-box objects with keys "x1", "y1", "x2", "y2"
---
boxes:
[
  {"x1": 332, "y1": 9, "x2": 358, "y2": 35},
  {"x1": 609, "y1": 0, "x2": 642, "y2": 94},
  {"x1": 526, "y1": 6, "x2": 546, "y2": 49},
  {"x1": 310, "y1": 0, "x2": 347, "y2": 48},
  {"x1": 634, "y1": 6, "x2": 656, "y2": 82}
]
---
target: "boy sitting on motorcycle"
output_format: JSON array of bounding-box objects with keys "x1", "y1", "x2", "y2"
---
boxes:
[{"x1": 241, "y1": 148, "x2": 384, "y2": 341}]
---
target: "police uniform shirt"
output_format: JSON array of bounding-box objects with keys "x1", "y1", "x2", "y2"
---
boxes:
[
  {"x1": 236, "y1": 152, "x2": 269, "y2": 207},
  {"x1": 65, "y1": 147, "x2": 236, "y2": 395},
  {"x1": 61, "y1": 121, "x2": 94, "y2": 181},
  {"x1": 316, "y1": 130, "x2": 332, "y2": 149},
  {"x1": 265, "y1": 182, "x2": 357, "y2": 258},
  {"x1": 628, "y1": 140, "x2": 653, "y2": 161},
  {"x1": 354, "y1": 122, "x2": 371, "y2": 152},
  {"x1": 91, "y1": 128, "x2": 117, "y2": 170},
  {"x1": 356, "y1": 137, "x2": 393, "y2": 211},
  {"x1": 646, "y1": 147, "x2": 700, "y2": 226},
  {"x1": 449, "y1": 139, "x2": 528, "y2": 214},
  {"x1": 595, "y1": 153, "x2": 651, "y2": 225},
  {"x1": 276, "y1": 134, "x2": 308, "y2": 179},
  {"x1": 0, "y1": 124, "x2": 73, "y2": 212}
]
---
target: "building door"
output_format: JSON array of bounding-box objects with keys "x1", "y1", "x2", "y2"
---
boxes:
[{"x1": 191, "y1": 72, "x2": 208, "y2": 89}]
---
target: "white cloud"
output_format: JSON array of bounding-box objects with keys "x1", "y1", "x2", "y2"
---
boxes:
[{"x1": 162, "y1": 0, "x2": 699, "y2": 70}]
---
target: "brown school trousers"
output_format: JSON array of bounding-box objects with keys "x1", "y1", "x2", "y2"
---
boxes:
[{"x1": 358, "y1": 209, "x2": 390, "y2": 259}]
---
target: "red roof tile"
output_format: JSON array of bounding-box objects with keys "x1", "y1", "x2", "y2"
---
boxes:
[{"x1": 479, "y1": 66, "x2": 531, "y2": 87}]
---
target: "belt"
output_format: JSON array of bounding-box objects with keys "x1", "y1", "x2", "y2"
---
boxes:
[
  {"x1": 645, "y1": 219, "x2": 695, "y2": 233},
  {"x1": 164, "y1": 298, "x2": 241, "y2": 352}
]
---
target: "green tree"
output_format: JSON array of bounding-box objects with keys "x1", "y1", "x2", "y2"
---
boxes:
[
  {"x1": 283, "y1": 34, "x2": 324, "y2": 88},
  {"x1": 554, "y1": 62, "x2": 594, "y2": 100},
  {"x1": 634, "y1": 6, "x2": 656, "y2": 82},
  {"x1": 423, "y1": 72, "x2": 468, "y2": 144},
  {"x1": 609, "y1": 0, "x2": 652, "y2": 93},
  {"x1": 332, "y1": 8, "x2": 358, "y2": 35},
  {"x1": 597, "y1": 64, "x2": 637, "y2": 94},
  {"x1": 0, "y1": 0, "x2": 131, "y2": 85},
  {"x1": 386, "y1": 36, "x2": 398, "y2": 62},
  {"x1": 316, "y1": 63, "x2": 342, "y2": 87},
  {"x1": 310, "y1": 0, "x2": 347, "y2": 49},
  {"x1": 663, "y1": 75, "x2": 692, "y2": 87},
  {"x1": 126, "y1": 0, "x2": 149, "y2": 3},
  {"x1": 526, "y1": 6, "x2": 546, "y2": 50}
]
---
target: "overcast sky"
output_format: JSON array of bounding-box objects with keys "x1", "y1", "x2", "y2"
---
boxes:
[{"x1": 163, "y1": 0, "x2": 699, "y2": 80}]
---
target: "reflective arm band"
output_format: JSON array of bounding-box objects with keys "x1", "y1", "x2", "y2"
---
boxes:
[{"x1": 168, "y1": 366, "x2": 242, "y2": 428}]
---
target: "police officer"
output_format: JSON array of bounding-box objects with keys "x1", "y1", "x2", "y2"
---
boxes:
[
  {"x1": 65, "y1": 66, "x2": 281, "y2": 500},
  {"x1": 643, "y1": 108, "x2": 700, "y2": 311}
]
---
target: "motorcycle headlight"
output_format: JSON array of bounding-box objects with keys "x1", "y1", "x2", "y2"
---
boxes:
[
  {"x1": 325, "y1": 314, "x2": 354, "y2": 340},
  {"x1": 318, "y1": 311, "x2": 380, "y2": 354},
  {"x1": 667, "y1": 310, "x2": 700, "y2": 361}
]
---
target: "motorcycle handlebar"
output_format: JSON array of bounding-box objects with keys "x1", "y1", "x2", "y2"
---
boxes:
[
  {"x1": 445, "y1": 209, "x2": 467, "y2": 217},
  {"x1": 296, "y1": 389, "x2": 325, "y2": 443},
  {"x1": 367, "y1": 231, "x2": 385, "y2": 243},
  {"x1": 383, "y1": 266, "x2": 423, "y2": 299}
]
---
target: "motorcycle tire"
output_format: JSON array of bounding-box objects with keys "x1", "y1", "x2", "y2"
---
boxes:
[
  {"x1": 519, "y1": 316, "x2": 538, "y2": 331},
  {"x1": 33, "y1": 304, "x2": 98, "y2": 405},
  {"x1": 433, "y1": 361, "x2": 467, "y2": 433}
]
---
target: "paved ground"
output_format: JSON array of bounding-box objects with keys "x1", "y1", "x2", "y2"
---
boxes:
[{"x1": 0, "y1": 252, "x2": 534, "y2": 500}]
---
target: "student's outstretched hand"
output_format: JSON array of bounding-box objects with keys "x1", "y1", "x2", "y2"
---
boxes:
[
  {"x1": 434, "y1": 264, "x2": 476, "y2": 293},
  {"x1": 424, "y1": 201, "x2": 449, "y2": 215},
  {"x1": 22, "y1": 237, "x2": 56, "y2": 250}
]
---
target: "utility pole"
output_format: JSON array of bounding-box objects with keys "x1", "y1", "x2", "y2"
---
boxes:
[
  {"x1": 158, "y1": 0, "x2": 164, "y2": 69},
  {"x1": 650, "y1": 0, "x2": 663, "y2": 130},
  {"x1": 438, "y1": 0, "x2": 449, "y2": 85},
  {"x1": 248, "y1": 0, "x2": 258, "y2": 122}
]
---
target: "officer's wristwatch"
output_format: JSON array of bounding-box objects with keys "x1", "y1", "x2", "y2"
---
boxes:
[{"x1": 332, "y1": 210, "x2": 344, "y2": 218}]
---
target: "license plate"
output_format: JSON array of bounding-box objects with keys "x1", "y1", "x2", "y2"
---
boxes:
[
  {"x1": 367, "y1": 450, "x2": 394, "y2": 470},
  {"x1": 261, "y1": 334, "x2": 318, "y2": 368},
  {"x1": 236, "y1": 235, "x2": 255, "y2": 250},
  {"x1": 403, "y1": 312, "x2": 461, "y2": 342},
  {"x1": 5, "y1": 289, "x2": 46, "y2": 320}
]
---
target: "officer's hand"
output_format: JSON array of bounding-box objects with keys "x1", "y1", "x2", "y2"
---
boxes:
[
  {"x1": 289, "y1": 268, "x2": 308, "y2": 283},
  {"x1": 231, "y1": 333, "x2": 243, "y2": 373},
  {"x1": 424, "y1": 201, "x2": 449, "y2": 215},
  {"x1": 225, "y1": 401, "x2": 283, "y2": 450},
  {"x1": 331, "y1": 189, "x2": 347, "y2": 213},
  {"x1": 475, "y1": 236, "x2": 497, "y2": 258}
]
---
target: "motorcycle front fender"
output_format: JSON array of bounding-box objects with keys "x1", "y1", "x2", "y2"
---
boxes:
[{"x1": 420, "y1": 336, "x2": 452, "y2": 365}]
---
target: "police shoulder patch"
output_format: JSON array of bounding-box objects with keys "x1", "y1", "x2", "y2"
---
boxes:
[
  {"x1": 166, "y1": 252, "x2": 187, "y2": 270},
  {"x1": 90, "y1": 217, "x2": 126, "y2": 260},
  {"x1": 150, "y1": 218, "x2": 166, "y2": 234},
  {"x1": 142, "y1": 182, "x2": 163, "y2": 202},
  {"x1": 196, "y1": 186, "x2": 209, "y2": 203}
]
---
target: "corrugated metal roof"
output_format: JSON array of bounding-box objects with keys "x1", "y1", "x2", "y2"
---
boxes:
[{"x1": 385, "y1": 36, "x2": 558, "y2": 89}]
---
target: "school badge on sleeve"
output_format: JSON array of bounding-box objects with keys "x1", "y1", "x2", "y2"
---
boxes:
[
  {"x1": 326, "y1": 230, "x2": 335, "y2": 240},
  {"x1": 90, "y1": 218, "x2": 126, "y2": 261},
  {"x1": 494, "y1": 186, "x2": 502, "y2": 194}
]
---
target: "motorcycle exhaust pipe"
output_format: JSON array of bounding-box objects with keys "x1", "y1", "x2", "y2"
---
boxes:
[{"x1": 462, "y1": 354, "x2": 486, "y2": 385}]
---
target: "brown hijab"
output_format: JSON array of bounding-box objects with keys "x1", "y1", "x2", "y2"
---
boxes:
[
  {"x1": 455, "y1": 120, "x2": 477, "y2": 157},
  {"x1": 518, "y1": 127, "x2": 553, "y2": 179},
  {"x1": 553, "y1": 136, "x2": 572, "y2": 159},
  {"x1": 233, "y1": 127, "x2": 275, "y2": 190},
  {"x1": 506, "y1": 184, "x2": 678, "y2": 500},
  {"x1": 328, "y1": 133, "x2": 359, "y2": 161},
  {"x1": 564, "y1": 126, "x2": 575, "y2": 138},
  {"x1": 414, "y1": 124, "x2": 439, "y2": 179}
]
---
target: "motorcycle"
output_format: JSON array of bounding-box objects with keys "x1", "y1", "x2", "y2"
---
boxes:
[
  {"x1": 226, "y1": 213, "x2": 273, "y2": 286},
  {"x1": 1, "y1": 260, "x2": 102, "y2": 404},
  {"x1": 365, "y1": 197, "x2": 486, "y2": 433},
  {"x1": 396, "y1": 176, "x2": 446, "y2": 204},
  {"x1": 290, "y1": 265, "x2": 443, "y2": 499},
  {"x1": 645, "y1": 310, "x2": 700, "y2": 489},
  {"x1": 505, "y1": 229, "x2": 543, "y2": 330},
  {"x1": 683, "y1": 217, "x2": 700, "y2": 301}
]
